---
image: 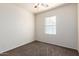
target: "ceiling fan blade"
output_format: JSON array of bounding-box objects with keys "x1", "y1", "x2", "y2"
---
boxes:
[
  {"x1": 33, "y1": 3, "x2": 49, "y2": 8},
  {"x1": 41, "y1": 3, "x2": 48, "y2": 7}
]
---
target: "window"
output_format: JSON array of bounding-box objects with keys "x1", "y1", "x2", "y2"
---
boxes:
[{"x1": 45, "y1": 16, "x2": 56, "y2": 34}]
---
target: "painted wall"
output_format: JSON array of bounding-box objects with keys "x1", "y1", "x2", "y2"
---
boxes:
[
  {"x1": 35, "y1": 4, "x2": 77, "y2": 49},
  {"x1": 78, "y1": 4, "x2": 79, "y2": 52},
  {"x1": 0, "y1": 4, "x2": 34, "y2": 53}
]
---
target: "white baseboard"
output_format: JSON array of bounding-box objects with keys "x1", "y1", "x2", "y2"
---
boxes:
[{"x1": 0, "y1": 40, "x2": 34, "y2": 54}]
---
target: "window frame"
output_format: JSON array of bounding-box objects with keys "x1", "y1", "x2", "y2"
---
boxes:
[{"x1": 45, "y1": 16, "x2": 56, "y2": 35}]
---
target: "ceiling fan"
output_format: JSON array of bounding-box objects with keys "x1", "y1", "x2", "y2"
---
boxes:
[{"x1": 33, "y1": 3, "x2": 49, "y2": 8}]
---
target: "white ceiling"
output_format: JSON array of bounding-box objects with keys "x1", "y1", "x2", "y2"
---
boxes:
[{"x1": 15, "y1": 3, "x2": 64, "y2": 14}]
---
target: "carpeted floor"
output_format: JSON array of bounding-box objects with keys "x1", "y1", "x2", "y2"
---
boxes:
[{"x1": 0, "y1": 41, "x2": 79, "y2": 56}]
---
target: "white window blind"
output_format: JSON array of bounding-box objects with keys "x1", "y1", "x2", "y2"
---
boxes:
[{"x1": 45, "y1": 16, "x2": 56, "y2": 34}]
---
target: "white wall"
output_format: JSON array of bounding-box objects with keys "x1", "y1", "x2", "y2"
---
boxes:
[
  {"x1": 78, "y1": 4, "x2": 79, "y2": 52},
  {"x1": 0, "y1": 4, "x2": 34, "y2": 53},
  {"x1": 35, "y1": 4, "x2": 77, "y2": 49}
]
